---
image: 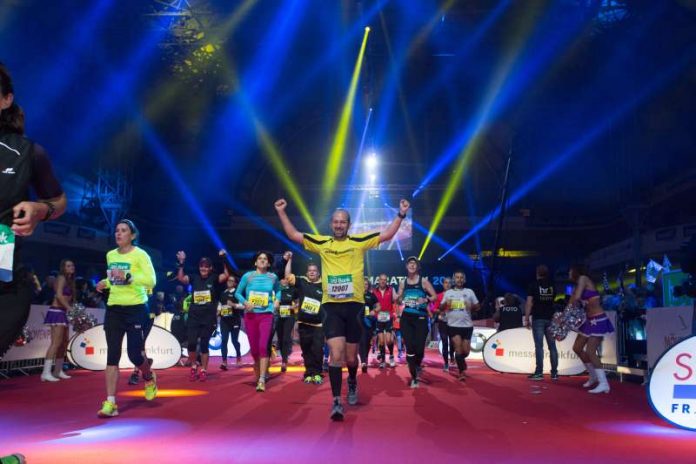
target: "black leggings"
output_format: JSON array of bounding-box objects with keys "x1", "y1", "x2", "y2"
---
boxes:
[
  {"x1": 359, "y1": 323, "x2": 374, "y2": 365},
  {"x1": 276, "y1": 317, "x2": 295, "y2": 362},
  {"x1": 187, "y1": 309, "x2": 216, "y2": 355},
  {"x1": 0, "y1": 275, "x2": 32, "y2": 359},
  {"x1": 438, "y1": 321, "x2": 451, "y2": 364},
  {"x1": 219, "y1": 317, "x2": 241, "y2": 359},
  {"x1": 298, "y1": 323, "x2": 324, "y2": 377},
  {"x1": 401, "y1": 313, "x2": 429, "y2": 380},
  {"x1": 104, "y1": 305, "x2": 147, "y2": 367}
]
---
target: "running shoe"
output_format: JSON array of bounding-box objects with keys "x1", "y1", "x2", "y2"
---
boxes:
[
  {"x1": 389, "y1": 355, "x2": 396, "y2": 368},
  {"x1": 256, "y1": 379, "x2": 266, "y2": 392},
  {"x1": 236, "y1": 356, "x2": 243, "y2": 366},
  {"x1": 409, "y1": 379, "x2": 420, "y2": 389},
  {"x1": 304, "y1": 375, "x2": 313, "y2": 384},
  {"x1": 281, "y1": 362, "x2": 287, "y2": 373},
  {"x1": 379, "y1": 361, "x2": 385, "y2": 369},
  {"x1": 330, "y1": 398, "x2": 345, "y2": 421},
  {"x1": 97, "y1": 400, "x2": 119, "y2": 418},
  {"x1": 443, "y1": 363, "x2": 449, "y2": 372},
  {"x1": 189, "y1": 366, "x2": 198, "y2": 381},
  {"x1": 312, "y1": 374, "x2": 323, "y2": 385},
  {"x1": 527, "y1": 373, "x2": 543, "y2": 381},
  {"x1": 347, "y1": 380, "x2": 358, "y2": 405},
  {"x1": 144, "y1": 372, "x2": 158, "y2": 400},
  {"x1": 361, "y1": 363, "x2": 367, "y2": 373},
  {"x1": 128, "y1": 371, "x2": 139, "y2": 385},
  {"x1": 199, "y1": 370, "x2": 208, "y2": 382},
  {"x1": 220, "y1": 363, "x2": 228, "y2": 371},
  {"x1": 551, "y1": 372, "x2": 559, "y2": 381}
]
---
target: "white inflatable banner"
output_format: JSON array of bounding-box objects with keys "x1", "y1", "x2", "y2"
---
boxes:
[
  {"x1": 482, "y1": 327, "x2": 586, "y2": 376},
  {"x1": 68, "y1": 325, "x2": 181, "y2": 370},
  {"x1": 648, "y1": 336, "x2": 696, "y2": 431}
]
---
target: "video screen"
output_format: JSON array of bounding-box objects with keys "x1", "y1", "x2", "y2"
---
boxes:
[{"x1": 347, "y1": 208, "x2": 412, "y2": 251}]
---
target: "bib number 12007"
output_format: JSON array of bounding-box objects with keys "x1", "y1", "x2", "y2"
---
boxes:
[{"x1": 328, "y1": 275, "x2": 354, "y2": 299}]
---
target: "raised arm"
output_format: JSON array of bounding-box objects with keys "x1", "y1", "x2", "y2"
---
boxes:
[
  {"x1": 217, "y1": 249, "x2": 231, "y2": 284},
  {"x1": 274, "y1": 199, "x2": 304, "y2": 245},
  {"x1": 176, "y1": 251, "x2": 190, "y2": 285},
  {"x1": 284, "y1": 252, "x2": 294, "y2": 279},
  {"x1": 379, "y1": 199, "x2": 410, "y2": 243}
]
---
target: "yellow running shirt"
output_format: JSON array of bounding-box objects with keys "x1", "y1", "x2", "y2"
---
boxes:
[
  {"x1": 101, "y1": 247, "x2": 156, "y2": 306},
  {"x1": 303, "y1": 232, "x2": 380, "y2": 304}
]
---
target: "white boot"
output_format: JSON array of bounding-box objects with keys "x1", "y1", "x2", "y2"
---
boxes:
[
  {"x1": 582, "y1": 362, "x2": 598, "y2": 388},
  {"x1": 588, "y1": 368, "x2": 610, "y2": 394},
  {"x1": 53, "y1": 357, "x2": 71, "y2": 379},
  {"x1": 41, "y1": 359, "x2": 60, "y2": 382}
]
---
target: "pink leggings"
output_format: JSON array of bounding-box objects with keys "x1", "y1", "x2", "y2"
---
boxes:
[{"x1": 244, "y1": 312, "x2": 274, "y2": 359}]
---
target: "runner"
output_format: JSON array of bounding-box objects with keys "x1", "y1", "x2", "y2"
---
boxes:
[
  {"x1": 235, "y1": 251, "x2": 280, "y2": 392},
  {"x1": 441, "y1": 270, "x2": 480, "y2": 381},
  {"x1": 360, "y1": 277, "x2": 379, "y2": 372},
  {"x1": 219, "y1": 275, "x2": 245, "y2": 369},
  {"x1": 275, "y1": 197, "x2": 410, "y2": 420},
  {"x1": 276, "y1": 261, "x2": 299, "y2": 373},
  {"x1": 95, "y1": 219, "x2": 157, "y2": 417},
  {"x1": 432, "y1": 277, "x2": 452, "y2": 371},
  {"x1": 176, "y1": 249, "x2": 230, "y2": 381},
  {"x1": 396, "y1": 257, "x2": 437, "y2": 388},
  {"x1": 284, "y1": 253, "x2": 325, "y2": 384},
  {"x1": 372, "y1": 273, "x2": 397, "y2": 368}
]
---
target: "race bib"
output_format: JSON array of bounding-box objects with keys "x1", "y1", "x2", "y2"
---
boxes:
[
  {"x1": 193, "y1": 290, "x2": 212, "y2": 304},
  {"x1": 301, "y1": 297, "x2": 321, "y2": 314},
  {"x1": 404, "y1": 297, "x2": 418, "y2": 308},
  {"x1": 327, "y1": 274, "x2": 354, "y2": 299},
  {"x1": 0, "y1": 224, "x2": 15, "y2": 283},
  {"x1": 377, "y1": 311, "x2": 391, "y2": 322},
  {"x1": 279, "y1": 305, "x2": 291, "y2": 317},
  {"x1": 220, "y1": 305, "x2": 231, "y2": 317},
  {"x1": 107, "y1": 262, "x2": 131, "y2": 286},
  {"x1": 364, "y1": 306, "x2": 371, "y2": 317},
  {"x1": 450, "y1": 298, "x2": 466, "y2": 311},
  {"x1": 248, "y1": 291, "x2": 269, "y2": 308}
]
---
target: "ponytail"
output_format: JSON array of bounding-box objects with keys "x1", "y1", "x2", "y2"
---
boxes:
[{"x1": 0, "y1": 63, "x2": 25, "y2": 135}]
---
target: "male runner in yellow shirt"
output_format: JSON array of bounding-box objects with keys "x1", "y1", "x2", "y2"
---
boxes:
[{"x1": 275, "y1": 197, "x2": 410, "y2": 421}]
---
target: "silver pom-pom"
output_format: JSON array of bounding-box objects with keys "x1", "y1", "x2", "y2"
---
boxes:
[
  {"x1": 549, "y1": 303, "x2": 586, "y2": 341},
  {"x1": 67, "y1": 303, "x2": 97, "y2": 333},
  {"x1": 14, "y1": 325, "x2": 33, "y2": 346}
]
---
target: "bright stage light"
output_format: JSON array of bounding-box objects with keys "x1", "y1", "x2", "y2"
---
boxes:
[
  {"x1": 366, "y1": 153, "x2": 378, "y2": 169},
  {"x1": 365, "y1": 26, "x2": 370, "y2": 32},
  {"x1": 369, "y1": 174, "x2": 376, "y2": 184}
]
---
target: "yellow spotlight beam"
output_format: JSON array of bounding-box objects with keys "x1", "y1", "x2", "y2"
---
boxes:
[
  {"x1": 253, "y1": 118, "x2": 320, "y2": 234},
  {"x1": 419, "y1": 11, "x2": 538, "y2": 259},
  {"x1": 320, "y1": 26, "x2": 371, "y2": 210}
]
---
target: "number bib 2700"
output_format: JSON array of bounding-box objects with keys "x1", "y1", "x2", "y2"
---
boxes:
[
  {"x1": 248, "y1": 291, "x2": 269, "y2": 308},
  {"x1": 327, "y1": 274, "x2": 354, "y2": 299}
]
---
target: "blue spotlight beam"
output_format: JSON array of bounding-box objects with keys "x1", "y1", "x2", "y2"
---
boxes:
[
  {"x1": 26, "y1": 0, "x2": 116, "y2": 128},
  {"x1": 439, "y1": 50, "x2": 695, "y2": 260},
  {"x1": 135, "y1": 115, "x2": 238, "y2": 270}
]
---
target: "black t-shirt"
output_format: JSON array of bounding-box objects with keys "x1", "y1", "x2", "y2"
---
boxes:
[
  {"x1": 1, "y1": 133, "x2": 63, "y2": 283},
  {"x1": 498, "y1": 305, "x2": 524, "y2": 331},
  {"x1": 364, "y1": 291, "x2": 378, "y2": 320},
  {"x1": 190, "y1": 274, "x2": 221, "y2": 313},
  {"x1": 527, "y1": 279, "x2": 556, "y2": 320},
  {"x1": 279, "y1": 286, "x2": 298, "y2": 318},
  {"x1": 220, "y1": 287, "x2": 243, "y2": 323},
  {"x1": 295, "y1": 276, "x2": 324, "y2": 325}
]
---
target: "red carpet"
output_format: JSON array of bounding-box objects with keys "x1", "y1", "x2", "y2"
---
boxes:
[{"x1": 1, "y1": 350, "x2": 694, "y2": 463}]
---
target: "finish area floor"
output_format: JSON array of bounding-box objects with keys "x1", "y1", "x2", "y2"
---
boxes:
[{"x1": 1, "y1": 351, "x2": 694, "y2": 463}]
